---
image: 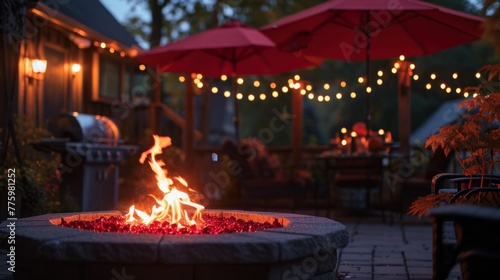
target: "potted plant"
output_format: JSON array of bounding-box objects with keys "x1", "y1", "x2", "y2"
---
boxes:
[{"x1": 408, "y1": 64, "x2": 500, "y2": 218}]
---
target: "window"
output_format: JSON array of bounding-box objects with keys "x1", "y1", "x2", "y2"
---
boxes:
[{"x1": 98, "y1": 58, "x2": 120, "y2": 100}]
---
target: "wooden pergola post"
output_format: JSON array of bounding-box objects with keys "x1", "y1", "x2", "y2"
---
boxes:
[
  {"x1": 398, "y1": 61, "x2": 412, "y2": 157},
  {"x1": 184, "y1": 75, "x2": 195, "y2": 177}
]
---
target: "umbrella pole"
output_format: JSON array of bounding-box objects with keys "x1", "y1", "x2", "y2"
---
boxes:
[
  {"x1": 365, "y1": 12, "x2": 372, "y2": 138},
  {"x1": 232, "y1": 75, "x2": 239, "y2": 141}
]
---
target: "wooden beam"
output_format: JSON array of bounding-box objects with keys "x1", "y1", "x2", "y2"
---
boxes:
[
  {"x1": 398, "y1": 61, "x2": 412, "y2": 157},
  {"x1": 159, "y1": 103, "x2": 203, "y2": 140}
]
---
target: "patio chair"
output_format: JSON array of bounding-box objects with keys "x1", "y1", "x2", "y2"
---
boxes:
[
  {"x1": 220, "y1": 138, "x2": 313, "y2": 211},
  {"x1": 428, "y1": 175, "x2": 500, "y2": 280}
]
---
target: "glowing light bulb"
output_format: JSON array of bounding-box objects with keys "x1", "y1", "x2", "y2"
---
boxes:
[
  {"x1": 324, "y1": 83, "x2": 330, "y2": 90},
  {"x1": 253, "y1": 80, "x2": 260, "y2": 87},
  {"x1": 413, "y1": 74, "x2": 419, "y2": 81},
  {"x1": 294, "y1": 74, "x2": 300, "y2": 80},
  {"x1": 211, "y1": 87, "x2": 218, "y2": 94},
  {"x1": 340, "y1": 81, "x2": 347, "y2": 87},
  {"x1": 452, "y1": 73, "x2": 458, "y2": 79},
  {"x1": 178, "y1": 76, "x2": 185, "y2": 82},
  {"x1": 236, "y1": 93, "x2": 243, "y2": 99},
  {"x1": 272, "y1": 91, "x2": 279, "y2": 98},
  {"x1": 224, "y1": 91, "x2": 231, "y2": 97},
  {"x1": 366, "y1": 86, "x2": 372, "y2": 93},
  {"x1": 324, "y1": 95, "x2": 331, "y2": 102},
  {"x1": 307, "y1": 93, "x2": 314, "y2": 100},
  {"x1": 248, "y1": 94, "x2": 255, "y2": 101},
  {"x1": 350, "y1": 92, "x2": 357, "y2": 98},
  {"x1": 377, "y1": 70, "x2": 383, "y2": 77},
  {"x1": 259, "y1": 93, "x2": 266, "y2": 100},
  {"x1": 430, "y1": 74, "x2": 436, "y2": 80},
  {"x1": 282, "y1": 86, "x2": 289, "y2": 93},
  {"x1": 341, "y1": 127, "x2": 347, "y2": 134},
  {"x1": 399, "y1": 55, "x2": 405, "y2": 61},
  {"x1": 426, "y1": 83, "x2": 432, "y2": 90},
  {"x1": 358, "y1": 77, "x2": 364, "y2": 83},
  {"x1": 377, "y1": 79, "x2": 383, "y2": 85},
  {"x1": 270, "y1": 82, "x2": 276, "y2": 89},
  {"x1": 237, "y1": 78, "x2": 244, "y2": 84},
  {"x1": 221, "y1": 74, "x2": 227, "y2": 81},
  {"x1": 318, "y1": 95, "x2": 324, "y2": 102},
  {"x1": 336, "y1": 93, "x2": 342, "y2": 99}
]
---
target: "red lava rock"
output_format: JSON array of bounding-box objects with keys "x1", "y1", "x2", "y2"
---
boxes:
[{"x1": 60, "y1": 214, "x2": 283, "y2": 235}]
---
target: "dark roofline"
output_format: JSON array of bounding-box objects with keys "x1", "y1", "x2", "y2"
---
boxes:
[{"x1": 34, "y1": 0, "x2": 141, "y2": 55}]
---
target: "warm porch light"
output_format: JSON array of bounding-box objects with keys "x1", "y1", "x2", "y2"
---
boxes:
[
  {"x1": 71, "y1": 63, "x2": 81, "y2": 74},
  {"x1": 32, "y1": 59, "x2": 47, "y2": 74}
]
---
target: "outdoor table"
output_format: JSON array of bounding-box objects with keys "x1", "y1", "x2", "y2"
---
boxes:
[{"x1": 313, "y1": 150, "x2": 393, "y2": 217}]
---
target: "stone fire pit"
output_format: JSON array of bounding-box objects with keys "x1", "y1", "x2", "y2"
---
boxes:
[{"x1": 0, "y1": 210, "x2": 349, "y2": 280}]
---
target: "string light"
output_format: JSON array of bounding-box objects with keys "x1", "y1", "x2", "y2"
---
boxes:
[
  {"x1": 475, "y1": 72, "x2": 481, "y2": 78},
  {"x1": 196, "y1": 74, "x2": 203, "y2": 79},
  {"x1": 270, "y1": 82, "x2": 276, "y2": 89},
  {"x1": 259, "y1": 93, "x2": 266, "y2": 100},
  {"x1": 248, "y1": 94, "x2": 255, "y2": 101},
  {"x1": 377, "y1": 70, "x2": 383, "y2": 77},
  {"x1": 366, "y1": 86, "x2": 372, "y2": 93},
  {"x1": 224, "y1": 90, "x2": 231, "y2": 97},
  {"x1": 340, "y1": 81, "x2": 347, "y2": 87},
  {"x1": 221, "y1": 75, "x2": 227, "y2": 81},
  {"x1": 399, "y1": 55, "x2": 405, "y2": 61},
  {"x1": 410, "y1": 63, "x2": 415, "y2": 70},
  {"x1": 426, "y1": 83, "x2": 432, "y2": 90},
  {"x1": 391, "y1": 68, "x2": 397, "y2": 74},
  {"x1": 452, "y1": 73, "x2": 458, "y2": 79},
  {"x1": 236, "y1": 93, "x2": 243, "y2": 100},
  {"x1": 324, "y1": 95, "x2": 331, "y2": 102},
  {"x1": 440, "y1": 83, "x2": 446, "y2": 89},
  {"x1": 237, "y1": 77, "x2": 244, "y2": 84},
  {"x1": 272, "y1": 91, "x2": 279, "y2": 98},
  {"x1": 358, "y1": 77, "x2": 364, "y2": 83},
  {"x1": 294, "y1": 74, "x2": 300, "y2": 80},
  {"x1": 456, "y1": 88, "x2": 461, "y2": 94},
  {"x1": 178, "y1": 76, "x2": 185, "y2": 82},
  {"x1": 300, "y1": 89, "x2": 306, "y2": 95},
  {"x1": 324, "y1": 83, "x2": 330, "y2": 90},
  {"x1": 350, "y1": 92, "x2": 357, "y2": 98},
  {"x1": 341, "y1": 127, "x2": 347, "y2": 134},
  {"x1": 282, "y1": 86, "x2": 289, "y2": 93},
  {"x1": 100, "y1": 42, "x2": 106, "y2": 48},
  {"x1": 318, "y1": 95, "x2": 324, "y2": 102},
  {"x1": 336, "y1": 93, "x2": 342, "y2": 99},
  {"x1": 253, "y1": 80, "x2": 260, "y2": 87},
  {"x1": 306, "y1": 85, "x2": 312, "y2": 91},
  {"x1": 377, "y1": 79, "x2": 383, "y2": 85},
  {"x1": 430, "y1": 74, "x2": 436, "y2": 80},
  {"x1": 394, "y1": 62, "x2": 400, "y2": 69},
  {"x1": 211, "y1": 87, "x2": 218, "y2": 94},
  {"x1": 446, "y1": 87, "x2": 452, "y2": 93},
  {"x1": 378, "y1": 129, "x2": 385, "y2": 135},
  {"x1": 413, "y1": 74, "x2": 419, "y2": 81},
  {"x1": 294, "y1": 83, "x2": 301, "y2": 89},
  {"x1": 196, "y1": 82, "x2": 203, "y2": 88},
  {"x1": 307, "y1": 93, "x2": 314, "y2": 100},
  {"x1": 464, "y1": 92, "x2": 469, "y2": 98}
]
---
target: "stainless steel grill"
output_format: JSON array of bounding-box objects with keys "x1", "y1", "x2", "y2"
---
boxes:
[{"x1": 34, "y1": 112, "x2": 138, "y2": 211}]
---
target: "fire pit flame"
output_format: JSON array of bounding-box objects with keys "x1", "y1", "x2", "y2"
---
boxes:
[{"x1": 125, "y1": 135, "x2": 204, "y2": 227}]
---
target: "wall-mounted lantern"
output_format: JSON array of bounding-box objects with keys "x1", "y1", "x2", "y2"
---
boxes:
[
  {"x1": 25, "y1": 58, "x2": 47, "y2": 78},
  {"x1": 71, "y1": 63, "x2": 81, "y2": 75}
]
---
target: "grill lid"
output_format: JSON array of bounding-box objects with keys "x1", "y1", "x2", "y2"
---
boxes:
[{"x1": 49, "y1": 112, "x2": 121, "y2": 145}]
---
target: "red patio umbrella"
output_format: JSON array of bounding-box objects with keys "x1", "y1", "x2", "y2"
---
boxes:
[
  {"x1": 136, "y1": 20, "x2": 320, "y2": 78},
  {"x1": 135, "y1": 20, "x2": 321, "y2": 141},
  {"x1": 261, "y1": 0, "x2": 484, "y2": 151}
]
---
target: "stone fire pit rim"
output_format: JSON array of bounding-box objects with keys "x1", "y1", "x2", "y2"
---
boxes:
[{"x1": 0, "y1": 209, "x2": 349, "y2": 265}]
